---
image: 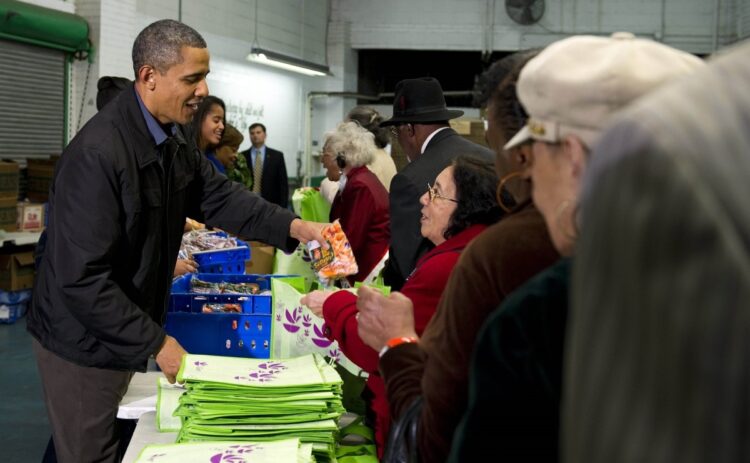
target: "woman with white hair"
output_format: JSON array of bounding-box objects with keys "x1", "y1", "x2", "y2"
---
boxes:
[{"x1": 320, "y1": 121, "x2": 390, "y2": 284}]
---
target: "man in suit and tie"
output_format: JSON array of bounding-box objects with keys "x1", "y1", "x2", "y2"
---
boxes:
[
  {"x1": 380, "y1": 77, "x2": 494, "y2": 290},
  {"x1": 242, "y1": 123, "x2": 289, "y2": 208}
]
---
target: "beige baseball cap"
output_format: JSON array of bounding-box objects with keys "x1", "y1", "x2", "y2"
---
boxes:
[{"x1": 504, "y1": 32, "x2": 705, "y2": 150}]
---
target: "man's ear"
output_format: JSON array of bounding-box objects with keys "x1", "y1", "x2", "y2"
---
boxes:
[
  {"x1": 137, "y1": 65, "x2": 157, "y2": 91},
  {"x1": 561, "y1": 135, "x2": 589, "y2": 181}
]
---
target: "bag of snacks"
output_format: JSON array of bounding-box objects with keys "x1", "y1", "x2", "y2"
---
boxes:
[{"x1": 307, "y1": 220, "x2": 358, "y2": 285}]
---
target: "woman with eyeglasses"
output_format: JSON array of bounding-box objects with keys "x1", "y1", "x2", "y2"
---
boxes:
[
  {"x1": 354, "y1": 51, "x2": 561, "y2": 463},
  {"x1": 301, "y1": 154, "x2": 502, "y2": 456}
]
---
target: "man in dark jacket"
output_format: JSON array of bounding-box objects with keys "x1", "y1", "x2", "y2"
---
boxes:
[
  {"x1": 27, "y1": 19, "x2": 324, "y2": 463},
  {"x1": 240, "y1": 122, "x2": 289, "y2": 208},
  {"x1": 380, "y1": 77, "x2": 494, "y2": 290}
]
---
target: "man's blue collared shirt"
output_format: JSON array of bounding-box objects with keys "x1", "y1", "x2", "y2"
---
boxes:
[
  {"x1": 250, "y1": 145, "x2": 266, "y2": 167},
  {"x1": 135, "y1": 90, "x2": 176, "y2": 146}
]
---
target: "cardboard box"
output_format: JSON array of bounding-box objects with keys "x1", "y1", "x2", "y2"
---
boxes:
[
  {"x1": 0, "y1": 197, "x2": 18, "y2": 231},
  {"x1": 17, "y1": 202, "x2": 45, "y2": 232},
  {"x1": 0, "y1": 251, "x2": 35, "y2": 291},
  {"x1": 450, "y1": 118, "x2": 489, "y2": 147},
  {"x1": 27, "y1": 156, "x2": 60, "y2": 202},
  {"x1": 245, "y1": 242, "x2": 275, "y2": 275},
  {"x1": 0, "y1": 161, "x2": 20, "y2": 200}
]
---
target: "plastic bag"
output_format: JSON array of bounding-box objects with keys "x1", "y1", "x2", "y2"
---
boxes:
[{"x1": 308, "y1": 220, "x2": 358, "y2": 285}]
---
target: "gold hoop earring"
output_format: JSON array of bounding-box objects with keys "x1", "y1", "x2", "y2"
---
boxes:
[
  {"x1": 555, "y1": 199, "x2": 579, "y2": 242},
  {"x1": 496, "y1": 171, "x2": 522, "y2": 213}
]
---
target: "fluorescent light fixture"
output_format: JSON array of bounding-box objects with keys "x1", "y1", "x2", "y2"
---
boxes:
[{"x1": 247, "y1": 47, "x2": 329, "y2": 77}]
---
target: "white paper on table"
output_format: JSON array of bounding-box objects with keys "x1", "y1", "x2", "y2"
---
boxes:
[{"x1": 118, "y1": 395, "x2": 157, "y2": 419}]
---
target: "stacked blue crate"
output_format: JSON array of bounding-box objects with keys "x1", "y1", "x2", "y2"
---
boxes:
[
  {"x1": 0, "y1": 289, "x2": 33, "y2": 324},
  {"x1": 191, "y1": 235, "x2": 250, "y2": 274},
  {"x1": 166, "y1": 273, "x2": 276, "y2": 359}
]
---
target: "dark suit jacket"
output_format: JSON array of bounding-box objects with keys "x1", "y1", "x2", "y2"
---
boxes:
[
  {"x1": 241, "y1": 146, "x2": 289, "y2": 208},
  {"x1": 383, "y1": 128, "x2": 494, "y2": 290}
]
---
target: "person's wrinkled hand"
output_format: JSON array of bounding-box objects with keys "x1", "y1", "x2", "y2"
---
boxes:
[
  {"x1": 289, "y1": 219, "x2": 330, "y2": 249},
  {"x1": 300, "y1": 290, "x2": 336, "y2": 318},
  {"x1": 173, "y1": 258, "x2": 197, "y2": 276},
  {"x1": 155, "y1": 335, "x2": 187, "y2": 384},
  {"x1": 357, "y1": 286, "x2": 418, "y2": 351}
]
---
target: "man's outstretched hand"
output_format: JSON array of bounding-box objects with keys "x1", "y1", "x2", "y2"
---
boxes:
[{"x1": 155, "y1": 335, "x2": 187, "y2": 384}]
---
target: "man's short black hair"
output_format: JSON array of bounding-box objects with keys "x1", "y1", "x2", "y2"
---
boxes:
[
  {"x1": 132, "y1": 19, "x2": 207, "y2": 78},
  {"x1": 249, "y1": 123, "x2": 266, "y2": 134}
]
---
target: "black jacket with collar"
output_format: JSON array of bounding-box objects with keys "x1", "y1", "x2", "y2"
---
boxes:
[{"x1": 28, "y1": 86, "x2": 298, "y2": 371}]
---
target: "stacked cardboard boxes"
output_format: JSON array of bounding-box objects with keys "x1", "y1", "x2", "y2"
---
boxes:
[
  {"x1": 0, "y1": 161, "x2": 20, "y2": 231},
  {"x1": 26, "y1": 156, "x2": 59, "y2": 202}
]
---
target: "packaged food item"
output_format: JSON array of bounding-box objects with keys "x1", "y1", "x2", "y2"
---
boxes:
[
  {"x1": 201, "y1": 303, "x2": 242, "y2": 313},
  {"x1": 190, "y1": 277, "x2": 260, "y2": 295},
  {"x1": 179, "y1": 230, "x2": 239, "y2": 260},
  {"x1": 307, "y1": 220, "x2": 358, "y2": 284}
]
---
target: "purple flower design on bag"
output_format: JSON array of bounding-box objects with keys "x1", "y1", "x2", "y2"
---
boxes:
[
  {"x1": 302, "y1": 313, "x2": 312, "y2": 328},
  {"x1": 246, "y1": 366, "x2": 281, "y2": 382},
  {"x1": 311, "y1": 323, "x2": 333, "y2": 348},
  {"x1": 258, "y1": 362, "x2": 286, "y2": 371},
  {"x1": 328, "y1": 348, "x2": 341, "y2": 361},
  {"x1": 193, "y1": 361, "x2": 207, "y2": 371},
  {"x1": 283, "y1": 307, "x2": 301, "y2": 333},
  {"x1": 209, "y1": 444, "x2": 259, "y2": 462},
  {"x1": 257, "y1": 362, "x2": 286, "y2": 375},
  {"x1": 275, "y1": 313, "x2": 281, "y2": 322}
]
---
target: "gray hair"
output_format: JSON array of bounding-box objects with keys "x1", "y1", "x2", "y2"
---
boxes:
[
  {"x1": 323, "y1": 121, "x2": 376, "y2": 168},
  {"x1": 346, "y1": 106, "x2": 390, "y2": 148},
  {"x1": 132, "y1": 19, "x2": 207, "y2": 77}
]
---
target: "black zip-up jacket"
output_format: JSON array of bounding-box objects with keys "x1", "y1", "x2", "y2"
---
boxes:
[{"x1": 27, "y1": 86, "x2": 298, "y2": 371}]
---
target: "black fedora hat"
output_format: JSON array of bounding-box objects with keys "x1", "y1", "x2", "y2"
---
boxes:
[{"x1": 380, "y1": 77, "x2": 464, "y2": 127}]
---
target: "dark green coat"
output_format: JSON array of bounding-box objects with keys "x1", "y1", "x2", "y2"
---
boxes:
[{"x1": 449, "y1": 258, "x2": 570, "y2": 462}]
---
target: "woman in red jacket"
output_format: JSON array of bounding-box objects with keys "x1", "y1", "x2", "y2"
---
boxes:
[
  {"x1": 301, "y1": 155, "x2": 503, "y2": 455},
  {"x1": 320, "y1": 121, "x2": 390, "y2": 284}
]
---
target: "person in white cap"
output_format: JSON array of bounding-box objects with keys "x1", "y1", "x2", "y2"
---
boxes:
[
  {"x1": 448, "y1": 32, "x2": 704, "y2": 462},
  {"x1": 565, "y1": 40, "x2": 750, "y2": 463}
]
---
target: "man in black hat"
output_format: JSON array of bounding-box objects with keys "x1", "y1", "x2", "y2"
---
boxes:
[{"x1": 380, "y1": 77, "x2": 493, "y2": 290}]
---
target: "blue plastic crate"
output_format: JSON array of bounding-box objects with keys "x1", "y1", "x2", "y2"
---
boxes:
[
  {"x1": 191, "y1": 233, "x2": 251, "y2": 274},
  {"x1": 169, "y1": 273, "x2": 274, "y2": 315},
  {"x1": 0, "y1": 301, "x2": 28, "y2": 324},
  {"x1": 165, "y1": 312, "x2": 272, "y2": 358},
  {"x1": 166, "y1": 273, "x2": 284, "y2": 358},
  {"x1": 0, "y1": 289, "x2": 32, "y2": 305}
]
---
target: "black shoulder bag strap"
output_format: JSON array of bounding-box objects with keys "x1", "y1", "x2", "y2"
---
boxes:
[{"x1": 382, "y1": 396, "x2": 424, "y2": 463}]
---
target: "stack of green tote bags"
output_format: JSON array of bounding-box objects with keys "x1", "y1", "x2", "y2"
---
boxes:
[{"x1": 156, "y1": 353, "x2": 345, "y2": 462}]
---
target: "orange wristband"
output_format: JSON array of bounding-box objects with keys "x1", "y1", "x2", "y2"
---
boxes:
[{"x1": 379, "y1": 336, "x2": 419, "y2": 358}]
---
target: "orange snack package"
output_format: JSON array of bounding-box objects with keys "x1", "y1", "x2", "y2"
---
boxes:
[{"x1": 307, "y1": 220, "x2": 358, "y2": 283}]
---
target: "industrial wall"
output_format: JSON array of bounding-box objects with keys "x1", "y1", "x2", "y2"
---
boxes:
[{"x1": 15, "y1": 0, "x2": 750, "y2": 182}]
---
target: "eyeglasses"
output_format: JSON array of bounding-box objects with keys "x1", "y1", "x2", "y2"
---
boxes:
[{"x1": 427, "y1": 182, "x2": 457, "y2": 203}]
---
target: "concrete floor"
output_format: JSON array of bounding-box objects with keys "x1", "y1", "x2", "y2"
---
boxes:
[{"x1": 0, "y1": 316, "x2": 51, "y2": 462}]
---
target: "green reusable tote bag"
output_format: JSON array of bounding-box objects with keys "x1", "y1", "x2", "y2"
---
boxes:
[{"x1": 292, "y1": 187, "x2": 331, "y2": 222}]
